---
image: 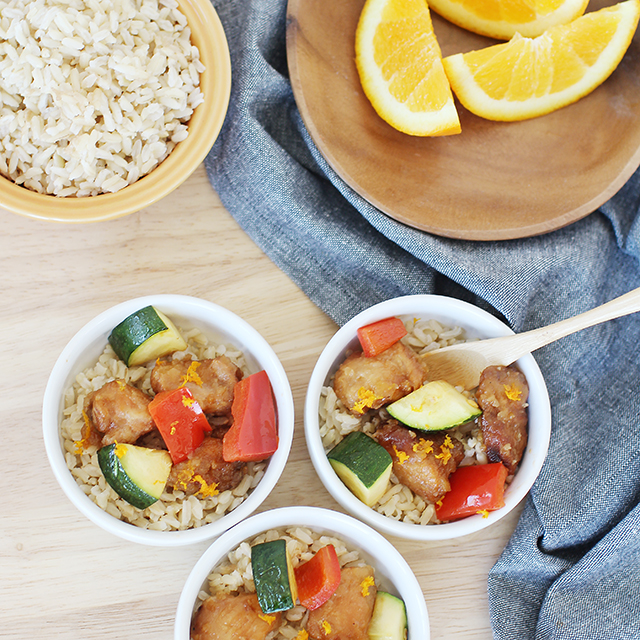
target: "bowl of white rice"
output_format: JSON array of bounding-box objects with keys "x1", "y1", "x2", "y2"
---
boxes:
[
  {"x1": 42, "y1": 294, "x2": 295, "y2": 546},
  {"x1": 174, "y1": 506, "x2": 430, "y2": 640},
  {"x1": 0, "y1": 0, "x2": 231, "y2": 222},
  {"x1": 304, "y1": 294, "x2": 551, "y2": 541}
]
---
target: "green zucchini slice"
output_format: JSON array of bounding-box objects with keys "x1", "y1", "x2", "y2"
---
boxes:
[
  {"x1": 387, "y1": 380, "x2": 481, "y2": 432},
  {"x1": 97, "y1": 443, "x2": 172, "y2": 510},
  {"x1": 327, "y1": 431, "x2": 392, "y2": 507},
  {"x1": 251, "y1": 539, "x2": 298, "y2": 614},
  {"x1": 367, "y1": 592, "x2": 408, "y2": 640},
  {"x1": 108, "y1": 306, "x2": 187, "y2": 366}
]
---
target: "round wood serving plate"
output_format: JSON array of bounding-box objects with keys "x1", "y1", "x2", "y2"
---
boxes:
[{"x1": 286, "y1": 0, "x2": 640, "y2": 241}]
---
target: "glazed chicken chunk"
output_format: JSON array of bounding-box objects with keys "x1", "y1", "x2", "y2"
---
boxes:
[
  {"x1": 167, "y1": 437, "x2": 246, "y2": 496},
  {"x1": 333, "y1": 341, "x2": 427, "y2": 415},
  {"x1": 150, "y1": 355, "x2": 243, "y2": 416},
  {"x1": 191, "y1": 592, "x2": 282, "y2": 640},
  {"x1": 374, "y1": 420, "x2": 465, "y2": 504},
  {"x1": 307, "y1": 566, "x2": 377, "y2": 640},
  {"x1": 83, "y1": 379, "x2": 155, "y2": 447},
  {"x1": 475, "y1": 364, "x2": 529, "y2": 474}
]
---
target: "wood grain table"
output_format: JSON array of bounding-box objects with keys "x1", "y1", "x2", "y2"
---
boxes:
[{"x1": 0, "y1": 164, "x2": 523, "y2": 639}]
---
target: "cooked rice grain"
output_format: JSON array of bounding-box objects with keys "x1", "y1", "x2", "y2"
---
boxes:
[
  {"x1": 60, "y1": 327, "x2": 266, "y2": 532},
  {"x1": 0, "y1": 0, "x2": 205, "y2": 196}
]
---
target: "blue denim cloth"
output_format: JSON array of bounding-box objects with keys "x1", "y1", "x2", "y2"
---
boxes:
[{"x1": 205, "y1": 1, "x2": 640, "y2": 637}]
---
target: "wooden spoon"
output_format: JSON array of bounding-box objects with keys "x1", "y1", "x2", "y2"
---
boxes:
[{"x1": 422, "y1": 287, "x2": 640, "y2": 389}]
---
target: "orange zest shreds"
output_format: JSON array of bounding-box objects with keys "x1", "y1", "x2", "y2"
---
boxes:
[
  {"x1": 116, "y1": 379, "x2": 127, "y2": 390},
  {"x1": 352, "y1": 387, "x2": 381, "y2": 414},
  {"x1": 393, "y1": 445, "x2": 409, "y2": 465},
  {"x1": 114, "y1": 441, "x2": 127, "y2": 458},
  {"x1": 181, "y1": 394, "x2": 196, "y2": 408},
  {"x1": 194, "y1": 475, "x2": 219, "y2": 498},
  {"x1": 174, "y1": 464, "x2": 196, "y2": 491},
  {"x1": 360, "y1": 575, "x2": 375, "y2": 596},
  {"x1": 436, "y1": 498, "x2": 444, "y2": 508},
  {"x1": 477, "y1": 510, "x2": 490, "y2": 518},
  {"x1": 75, "y1": 412, "x2": 92, "y2": 453},
  {"x1": 258, "y1": 613, "x2": 277, "y2": 625},
  {"x1": 321, "y1": 620, "x2": 332, "y2": 635},
  {"x1": 504, "y1": 384, "x2": 522, "y2": 401},
  {"x1": 295, "y1": 631, "x2": 309, "y2": 640},
  {"x1": 180, "y1": 361, "x2": 203, "y2": 387},
  {"x1": 435, "y1": 435, "x2": 454, "y2": 465},
  {"x1": 413, "y1": 439, "x2": 434, "y2": 459}
]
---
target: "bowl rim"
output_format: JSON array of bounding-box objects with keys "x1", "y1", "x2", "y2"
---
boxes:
[
  {"x1": 304, "y1": 294, "x2": 551, "y2": 541},
  {"x1": 42, "y1": 294, "x2": 294, "y2": 546},
  {"x1": 0, "y1": 0, "x2": 232, "y2": 223},
  {"x1": 173, "y1": 505, "x2": 430, "y2": 640}
]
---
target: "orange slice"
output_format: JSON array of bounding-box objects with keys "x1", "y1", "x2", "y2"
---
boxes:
[
  {"x1": 442, "y1": 0, "x2": 640, "y2": 122},
  {"x1": 427, "y1": 0, "x2": 589, "y2": 40},
  {"x1": 355, "y1": 0, "x2": 461, "y2": 136}
]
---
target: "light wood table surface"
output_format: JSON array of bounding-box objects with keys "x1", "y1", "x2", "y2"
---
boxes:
[{"x1": 0, "y1": 164, "x2": 522, "y2": 640}]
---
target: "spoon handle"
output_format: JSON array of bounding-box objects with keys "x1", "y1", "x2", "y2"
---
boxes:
[{"x1": 485, "y1": 286, "x2": 640, "y2": 364}]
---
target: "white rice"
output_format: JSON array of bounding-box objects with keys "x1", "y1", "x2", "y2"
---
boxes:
[
  {"x1": 319, "y1": 317, "x2": 489, "y2": 526},
  {"x1": 0, "y1": 0, "x2": 205, "y2": 196},
  {"x1": 196, "y1": 526, "x2": 379, "y2": 640},
  {"x1": 61, "y1": 326, "x2": 266, "y2": 532}
]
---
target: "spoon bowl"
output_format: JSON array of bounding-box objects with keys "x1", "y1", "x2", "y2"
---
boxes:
[{"x1": 423, "y1": 287, "x2": 640, "y2": 389}]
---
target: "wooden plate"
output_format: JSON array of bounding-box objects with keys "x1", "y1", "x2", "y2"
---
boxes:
[{"x1": 286, "y1": 0, "x2": 640, "y2": 240}]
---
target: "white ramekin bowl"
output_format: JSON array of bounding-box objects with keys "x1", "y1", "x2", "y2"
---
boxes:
[
  {"x1": 304, "y1": 294, "x2": 551, "y2": 541},
  {"x1": 174, "y1": 506, "x2": 430, "y2": 639},
  {"x1": 43, "y1": 294, "x2": 294, "y2": 546}
]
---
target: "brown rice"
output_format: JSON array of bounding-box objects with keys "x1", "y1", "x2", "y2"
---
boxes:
[
  {"x1": 61, "y1": 325, "x2": 266, "y2": 532},
  {"x1": 319, "y1": 316, "x2": 489, "y2": 526},
  {"x1": 0, "y1": 0, "x2": 204, "y2": 196}
]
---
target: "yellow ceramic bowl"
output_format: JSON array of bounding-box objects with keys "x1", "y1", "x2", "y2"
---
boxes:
[{"x1": 0, "y1": 0, "x2": 231, "y2": 223}]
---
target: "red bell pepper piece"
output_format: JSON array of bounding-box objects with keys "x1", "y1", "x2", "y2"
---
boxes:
[
  {"x1": 294, "y1": 544, "x2": 341, "y2": 611},
  {"x1": 357, "y1": 316, "x2": 408, "y2": 357},
  {"x1": 222, "y1": 370, "x2": 278, "y2": 462},
  {"x1": 436, "y1": 463, "x2": 508, "y2": 522},
  {"x1": 148, "y1": 387, "x2": 211, "y2": 464}
]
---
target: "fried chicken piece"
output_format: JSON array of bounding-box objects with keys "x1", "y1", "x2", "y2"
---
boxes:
[
  {"x1": 192, "y1": 592, "x2": 282, "y2": 640},
  {"x1": 167, "y1": 436, "x2": 246, "y2": 496},
  {"x1": 475, "y1": 365, "x2": 529, "y2": 474},
  {"x1": 307, "y1": 566, "x2": 377, "y2": 640},
  {"x1": 333, "y1": 342, "x2": 427, "y2": 415},
  {"x1": 150, "y1": 356, "x2": 243, "y2": 416},
  {"x1": 374, "y1": 421, "x2": 465, "y2": 504},
  {"x1": 83, "y1": 379, "x2": 155, "y2": 447}
]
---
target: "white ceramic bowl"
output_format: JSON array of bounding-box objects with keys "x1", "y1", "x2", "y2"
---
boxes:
[
  {"x1": 304, "y1": 294, "x2": 551, "y2": 541},
  {"x1": 174, "y1": 506, "x2": 430, "y2": 640},
  {"x1": 42, "y1": 294, "x2": 294, "y2": 546}
]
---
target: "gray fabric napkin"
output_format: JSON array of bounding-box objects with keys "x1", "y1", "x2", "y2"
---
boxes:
[{"x1": 205, "y1": 1, "x2": 640, "y2": 637}]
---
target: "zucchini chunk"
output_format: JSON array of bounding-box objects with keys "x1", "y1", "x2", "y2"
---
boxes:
[
  {"x1": 251, "y1": 539, "x2": 298, "y2": 614},
  {"x1": 108, "y1": 306, "x2": 187, "y2": 366},
  {"x1": 327, "y1": 431, "x2": 392, "y2": 507},
  {"x1": 97, "y1": 443, "x2": 172, "y2": 510},
  {"x1": 368, "y1": 591, "x2": 408, "y2": 640},
  {"x1": 387, "y1": 380, "x2": 481, "y2": 432}
]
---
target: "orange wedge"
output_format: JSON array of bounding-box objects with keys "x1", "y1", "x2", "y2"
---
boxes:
[
  {"x1": 427, "y1": 0, "x2": 589, "y2": 40},
  {"x1": 355, "y1": 0, "x2": 461, "y2": 136},
  {"x1": 442, "y1": 0, "x2": 640, "y2": 122}
]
